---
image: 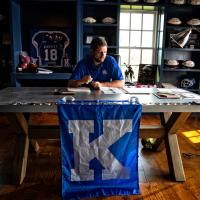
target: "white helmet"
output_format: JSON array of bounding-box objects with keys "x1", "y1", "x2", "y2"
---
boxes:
[
  {"x1": 123, "y1": 0, "x2": 139, "y2": 2},
  {"x1": 167, "y1": 18, "x2": 182, "y2": 25},
  {"x1": 182, "y1": 60, "x2": 195, "y2": 68},
  {"x1": 82, "y1": 17, "x2": 96, "y2": 24},
  {"x1": 171, "y1": 0, "x2": 186, "y2": 4},
  {"x1": 187, "y1": 18, "x2": 200, "y2": 26},
  {"x1": 143, "y1": 0, "x2": 159, "y2": 3},
  {"x1": 188, "y1": 0, "x2": 200, "y2": 5},
  {"x1": 165, "y1": 59, "x2": 179, "y2": 67},
  {"x1": 102, "y1": 17, "x2": 116, "y2": 24}
]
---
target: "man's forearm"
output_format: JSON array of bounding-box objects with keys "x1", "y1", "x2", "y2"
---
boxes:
[
  {"x1": 68, "y1": 80, "x2": 84, "y2": 87},
  {"x1": 101, "y1": 80, "x2": 125, "y2": 88}
]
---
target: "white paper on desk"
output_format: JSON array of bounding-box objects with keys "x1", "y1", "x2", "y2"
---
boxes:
[
  {"x1": 122, "y1": 86, "x2": 136, "y2": 94},
  {"x1": 181, "y1": 92, "x2": 200, "y2": 99},
  {"x1": 67, "y1": 87, "x2": 91, "y2": 93},
  {"x1": 37, "y1": 68, "x2": 53, "y2": 74},
  {"x1": 100, "y1": 87, "x2": 125, "y2": 94},
  {"x1": 122, "y1": 86, "x2": 153, "y2": 94},
  {"x1": 37, "y1": 70, "x2": 53, "y2": 74}
]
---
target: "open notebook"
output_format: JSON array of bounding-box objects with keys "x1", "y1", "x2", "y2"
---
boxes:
[{"x1": 154, "y1": 92, "x2": 181, "y2": 99}]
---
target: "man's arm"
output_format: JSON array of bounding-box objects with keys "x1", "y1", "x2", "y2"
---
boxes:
[
  {"x1": 68, "y1": 75, "x2": 93, "y2": 88},
  {"x1": 91, "y1": 80, "x2": 125, "y2": 89}
]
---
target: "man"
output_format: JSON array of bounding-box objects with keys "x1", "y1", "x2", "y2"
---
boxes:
[{"x1": 68, "y1": 37, "x2": 124, "y2": 89}]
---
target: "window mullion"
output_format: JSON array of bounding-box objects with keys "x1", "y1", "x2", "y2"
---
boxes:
[
  {"x1": 140, "y1": 13, "x2": 143, "y2": 64},
  {"x1": 129, "y1": 12, "x2": 131, "y2": 66}
]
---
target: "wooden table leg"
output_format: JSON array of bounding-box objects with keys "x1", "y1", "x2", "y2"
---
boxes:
[
  {"x1": 5, "y1": 113, "x2": 29, "y2": 184},
  {"x1": 164, "y1": 112, "x2": 191, "y2": 181},
  {"x1": 150, "y1": 113, "x2": 166, "y2": 152}
]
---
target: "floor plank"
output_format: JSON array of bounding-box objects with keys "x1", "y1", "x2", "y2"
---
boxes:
[{"x1": 0, "y1": 114, "x2": 199, "y2": 200}]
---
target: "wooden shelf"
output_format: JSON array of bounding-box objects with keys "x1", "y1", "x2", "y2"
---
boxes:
[
  {"x1": 83, "y1": 23, "x2": 118, "y2": 27},
  {"x1": 83, "y1": 1, "x2": 119, "y2": 5},
  {"x1": 162, "y1": 3, "x2": 200, "y2": 92},
  {"x1": 163, "y1": 68, "x2": 200, "y2": 72},
  {"x1": 12, "y1": 73, "x2": 71, "y2": 80},
  {"x1": 165, "y1": 48, "x2": 200, "y2": 52}
]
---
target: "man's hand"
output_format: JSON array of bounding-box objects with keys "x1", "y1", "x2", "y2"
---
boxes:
[
  {"x1": 91, "y1": 81, "x2": 102, "y2": 89},
  {"x1": 81, "y1": 75, "x2": 93, "y2": 85},
  {"x1": 90, "y1": 80, "x2": 124, "y2": 89},
  {"x1": 68, "y1": 75, "x2": 93, "y2": 87}
]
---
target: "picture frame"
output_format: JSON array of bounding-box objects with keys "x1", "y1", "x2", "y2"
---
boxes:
[
  {"x1": 84, "y1": 35, "x2": 106, "y2": 45},
  {"x1": 138, "y1": 64, "x2": 158, "y2": 85}
]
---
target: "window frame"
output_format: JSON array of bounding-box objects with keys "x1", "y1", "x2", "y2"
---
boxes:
[{"x1": 119, "y1": 7, "x2": 159, "y2": 67}]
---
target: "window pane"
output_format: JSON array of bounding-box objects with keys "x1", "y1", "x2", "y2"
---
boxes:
[
  {"x1": 119, "y1": 48, "x2": 129, "y2": 65},
  {"x1": 131, "y1": 13, "x2": 142, "y2": 30},
  {"x1": 130, "y1": 49, "x2": 141, "y2": 65},
  {"x1": 130, "y1": 31, "x2": 141, "y2": 47},
  {"x1": 120, "y1": 13, "x2": 130, "y2": 29},
  {"x1": 142, "y1": 31, "x2": 153, "y2": 47},
  {"x1": 119, "y1": 31, "x2": 130, "y2": 47},
  {"x1": 159, "y1": 31, "x2": 163, "y2": 48},
  {"x1": 141, "y1": 49, "x2": 153, "y2": 64},
  {"x1": 160, "y1": 13, "x2": 164, "y2": 31},
  {"x1": 157, "y1": 49, "x2": 162, "y2": 65},
  {"x1": 143, "y1": 14, "x2": 154, "y2": 30}
]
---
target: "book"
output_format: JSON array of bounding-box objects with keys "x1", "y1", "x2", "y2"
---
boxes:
[
  {"x1": 154, "y1": 92, "x2": 181, "y2": 99},
  {"x1": 53, "y1": 89, "x2": 75, "y2": 95},
  {"x1": 67, "y1": 87, "x2": 91, "y2": 93},
  {"x1": 54, "y1": 87, "x2": 91, "y2": 95}
]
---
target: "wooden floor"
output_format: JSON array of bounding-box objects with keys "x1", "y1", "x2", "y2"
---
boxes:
[{"x1": 0, "y1": 114, "x2": 200, "y2": 200}]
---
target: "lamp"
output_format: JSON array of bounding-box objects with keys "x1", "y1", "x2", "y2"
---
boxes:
[{"x1": 170, "y1": 28, "x2": 192, "y2": 48}]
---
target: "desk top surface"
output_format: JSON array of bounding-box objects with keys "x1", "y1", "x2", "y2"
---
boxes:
[{"x1": 0, "y1": 87, "x2": 200, "y2": 113}]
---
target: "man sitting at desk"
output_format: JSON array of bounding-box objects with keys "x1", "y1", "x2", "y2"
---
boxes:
[{"x1": 68, "y1": 37, "x2": 124, "y2": 89}]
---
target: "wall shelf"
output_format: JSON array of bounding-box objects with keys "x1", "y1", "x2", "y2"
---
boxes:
[
  {"x1": 165, "y1": 48, "x2": 200, "y2": 52},
  {"x1": 83, "y1": 23, "x2": 118, "y2": 27},
  {"x1": 161, "y1": 3, "x2": 200, "y2": 93},
  {"x1": 163, "y1": 68, "x2": 200, "y2": 72}
]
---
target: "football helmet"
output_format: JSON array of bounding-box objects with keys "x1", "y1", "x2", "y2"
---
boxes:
[
  {"x1": 171, "y1": 0, "x2": 186, "y2": 4},
  {"x1": 180, "y1": 77, "x2": 196, "y2": 89},
  {"x1": 167, "y1": 18, "x2": 182, "y2": 25},
  {"x1": 182, "y1": 60, "x2": 195, "y2": 68}
]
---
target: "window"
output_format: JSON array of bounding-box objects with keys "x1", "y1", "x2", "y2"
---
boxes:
[{"x1": 119, "y1": 5, "x2": 161, "y2": 82}]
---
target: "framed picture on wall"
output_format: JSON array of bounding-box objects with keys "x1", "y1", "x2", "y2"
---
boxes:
[
  {"x1": 30, "y1": 28, "x2": 73, "y2": 69},
  {"x1": 84, "y1": 35, "x2": 106, "y2": 45},
  {"x1": 138, "y1": 64, "x2": 157, "y2": 85}
]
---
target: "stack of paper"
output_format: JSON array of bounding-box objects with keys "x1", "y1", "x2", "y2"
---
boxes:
[
  {"x1": 100, "y1": 87, "x2": 125, "y2": 94},
  {"x1": 154, "y1": 92, "x2": 181, "y2": 99},
  {"x1": 37, "y1": 68, "x2": 53, "y2": 74}
]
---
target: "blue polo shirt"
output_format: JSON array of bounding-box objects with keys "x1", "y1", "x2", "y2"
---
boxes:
[{"x1": 70, "y1": 56, "x2": 124, "y2": 82}]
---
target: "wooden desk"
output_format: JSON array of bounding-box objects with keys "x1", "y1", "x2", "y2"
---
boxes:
[{"x1": 0, "y1": 87, "x2": 200, "y2": 184}]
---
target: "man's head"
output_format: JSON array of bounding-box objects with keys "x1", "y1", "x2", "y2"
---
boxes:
[{"x1": 91, "y1": 37, "x2": 107, "y2": 64}]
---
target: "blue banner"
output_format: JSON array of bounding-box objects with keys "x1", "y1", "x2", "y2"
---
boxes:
[{"x1": 57, "y1": 100, "x2": 142, "y2": 199}]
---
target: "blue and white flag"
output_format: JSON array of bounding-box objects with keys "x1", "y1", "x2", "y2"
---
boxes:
[{"x1": 57, "y1": 100, "x2": 142, "y2": 199}]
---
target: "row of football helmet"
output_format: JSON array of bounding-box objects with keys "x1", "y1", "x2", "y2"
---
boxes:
[
  {"x1": 123, "y1": 0, "x2": 200, "y2": 4},
  {"x1": 171, "y1": 0, "x2": 200, "y2": 5},
  {"x1": 82, "y1": 17, "x2": 116, "y2": 24},
  {"x1": 168, "y1": 18, "x2": 200, "y2": 26},
  {"x1": 165, "y1": 60, "x2": 195, "y2": 68}
]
